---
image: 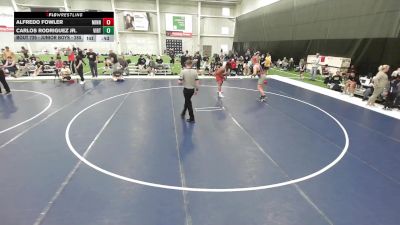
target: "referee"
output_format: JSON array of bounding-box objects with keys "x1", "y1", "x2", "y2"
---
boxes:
[
  {"x1": 0, "y1": 69, "x2": 11, "y2": 95},
  {"x1": 179, "y1": 60, "x2": 199, "y2": 123}
]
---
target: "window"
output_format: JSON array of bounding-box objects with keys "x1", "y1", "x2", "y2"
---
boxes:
[
  {"x1": 222, "y1": 7, "x2": 230, "y2": 17},
  {"x1": 221, "y1": 27, "x2": 229, "y2": 35}
]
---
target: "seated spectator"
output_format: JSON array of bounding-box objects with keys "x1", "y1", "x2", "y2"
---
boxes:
[
  {"x1": 343, "y1": 72, "x2": 357, "y2": 96},
  {"x1": 33, "y1": 60, "x2": 44, "y2": 76},
  {"x1": 59, "y1": 64, "x2": 72, "y2": 81},
  {"x1": 391, "y1": 67, "x2": 400, "y2": 78},
  {"x1": 3, "y1": 56, "x2": 17, "y2": 76},
  {"x1": 49, "y1": 57, "x2": 55, "y2": 67},
  {"x1": 15, "y1": 57, "x2": 30, "y2": 77},
  {"x1": 118, "y1": 56, "x2": 129, "y2": 76},
  {"x1": 282, "y1": 57, "x2": 289, "y2": 70},
  {"x1": 328, "y1": 71, "x2": 343, "y2": 92},
  {"x1": 210, "y1": 60, "x2": 216, "y2": 74},
  {"x1": 277, "y1": 59, "x2": 282, "y2": 69},
  {"x1": 147, "y1": 57, "x2": 157, "y2": 76},
  {"x1": 156, "y1": 56, "x2": 164, "y2": 69},
  {"x1": 322, "y1": 64, "x2": 330, "y2": 76},
  {"x1": 29, "y1": 54, "x2": 37, "y2": 64},
  {"x1": 361, "y1": 77, "x2": 374, "y2": 101},
  {"x1": 137, "y1": 55, "x2": 146, "y2": 70}
]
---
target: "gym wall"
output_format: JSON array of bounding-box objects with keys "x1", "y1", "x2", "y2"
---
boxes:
[
  {"x1": 233, "y1": 0, "x2": 400, "y2": 74},
  {"x1": 0, "y1": 0, "x2": 236, "y2": 56}
]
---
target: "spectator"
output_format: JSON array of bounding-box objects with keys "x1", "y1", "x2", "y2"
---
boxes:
[
  {"x1": 3, "y1": 56, "x2": 17, "y2": 76},
  {"x1": 55, "y1": 56, "x2": 63, "y2": 77},
  {"x1": 260, "y1": 54, "x2": 266, "y2": 69},
  {"x1": 390, "y1": 67, "x2": 400, "y2": 78},
  {"x1": 68, "y1": 50, "x2": 75, "y2": 74},
  {"x1": 86, "y1": 48, "x2": 98, "y2": 77},
  {"x1": 264, "y1": 53, "x2": 272, "y2": 72},
  {"x1": 180, "y1": 51, "x2": 188, "y2": 68},
  {"x1": 277, "y1": 59, "x2": 282, "y2": 68},
  {"x1": 33, "y1": 60, "x2": 44, "y2": 76},
  {"x1": 59, "y1": 64, "x2": 72, "y2": 81},
  {"x1": 169, "y1": 49, "x2": 175, "y2": 65},
  {"x1": 299, "y1": 58, "x2": 306, "y2": 80},
  {"x1": 120, "y1": 56, "x2": 130, "y2": 76},
  {"x1": 194, "y1": 51, "x2": 202, "y2": 72},
  {"x1": 29, "y1": 54, "x2": 37, "y2": 64},
  {"x1": 3, "y1": 46, "x2": 15, "y2": 61},
  {"x1": 49, "y1": 57, "x2": 55, "y2": 67},
  {"x1": 328, "y1": 71, "x2": 343, "y2": 92},
  {"x1": 156, "y1": 55, "x2": 163, "y2": 69},
  {"x1": 15, "y1": 56, "x2": 29, "y2": 77},
  {"x1": 21, "y1": 46, "x2": 29, "y2": 58},
  {"x1": 137, "y1": 55, "x2": 146, "y2": 70},
  {"x1": 383, "y1": 73, "x2": 400, "y2": 110},
  {"x1": 289, "y1": 58, "x2": 294, "y2": 71},
  {"x1": 230, "y1": 58, "x2": 237, "y2": 76},
  {"x1": 367, "y1": 65, "x2": 390, "y2": 106},
  {"x1": 74, "y1": 55, "x2": 84, "y2": 84},
  {"x1": 311, "y1": 53, "x2": 320, "y2": 80},
  {"x1": 282, "y1": 57, "x2": 289, "y2": 70},
  {"x1": 343, "y1": 71, "x2": 357, "y2": 97},
  {"x1": 147, "y1": 56, "x2": 157, "y2": 76}
]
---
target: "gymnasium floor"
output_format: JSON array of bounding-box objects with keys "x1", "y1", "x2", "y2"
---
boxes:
[{"x1": 0, "y1": 78, "x2": 399, "y2": 225}]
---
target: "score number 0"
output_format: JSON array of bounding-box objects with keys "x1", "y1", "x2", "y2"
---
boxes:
[{"x1": 103, "y1": 18, "x2": 114, "y2": 26}]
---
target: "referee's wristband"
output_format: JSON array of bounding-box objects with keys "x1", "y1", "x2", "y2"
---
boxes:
[{"x1": 195, "y1": 88, "x2": 199, "y2": 91}]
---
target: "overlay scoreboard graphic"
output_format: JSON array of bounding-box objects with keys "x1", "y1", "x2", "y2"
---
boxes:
[{"x1": 14, "y1": 12, "x2": 114, "y2": 42}]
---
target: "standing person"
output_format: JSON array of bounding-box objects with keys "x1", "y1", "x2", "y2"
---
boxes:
[
  {"x1": 260, "y1": 54, "x2": 266, "y2": 69},
  {"x1": 55, "y1": 56, "x2": 63, "y2": 77},
  {"x1": 86, "y1": 48, "x2": 98, "y2": 77},
  {"x1": 214, "y1": 63, "x2": 228, "y2": 98},
  {"x1": 299, "y1": 58, "x2": 306, "y2": 80},
  {"x1": 383, "y1": 73, "x2": 400, "y2": 110},
  {"x1": 194, "y1": 51, "x2": 202, "y2": 72},
  {"x1": 3, "y1": 46, "x2": 15, "y2": 61},
  {"x1": 169, "y1": 49, "x2": 175, "y2": 65},
  {"x1": 311, "y1": 53, "x2": 320, "y2": 81},
  {"x1": 0, "y1": 69, "x2": 11, "y2": 94},
  {"x1": 21, "y1": 46, "x2": 29, "y2": 58},
  {"x1": 367, "y1": 65, "x2": 390, "y2": 106},
  {"x1": 180, "y1": 51, "x2": 187, "y2": 68},
  {"x1": 68, "y1": 50, "x2": 75, "y2": 74},
  {"x1": 264, "y1": 53, "x2": 272, "y2": 73},
  {"x1": 178, "y1": 60, "x2": 199, "y2": 123},
  {"x1": 75, "y1": 55, "x2": 85, "y2": 84}
]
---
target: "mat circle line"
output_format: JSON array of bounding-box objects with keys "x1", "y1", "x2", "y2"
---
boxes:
[
  {"x1": 0, "y1": 90, "x2": 53, "y2": 134},
  {"x1": 65, "y1": 85, "x2": 349, "y2": 192}
]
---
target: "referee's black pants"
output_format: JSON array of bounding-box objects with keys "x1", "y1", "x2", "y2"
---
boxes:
[
  {"x1": 0, "y1": 70, "x2": 10, "y2": 93},
  {"x1": 182, "y1": 88, "x2": 195, "y2": 120}
]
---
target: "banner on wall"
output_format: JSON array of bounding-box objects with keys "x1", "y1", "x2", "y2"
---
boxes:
[
  {"x1": 165, "y1": 14, "x2": 192, "y2": 37},
  {"x1": 0, "y1": 7, "x2": 14, "y2": 32},
  {"x1": 123, "y1": 12, "x2": 149, "y2": 31}
]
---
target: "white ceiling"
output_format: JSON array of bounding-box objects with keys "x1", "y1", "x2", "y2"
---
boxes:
[{"x1": 158, "y1": 0, "x2": 241, "y2": 5}]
